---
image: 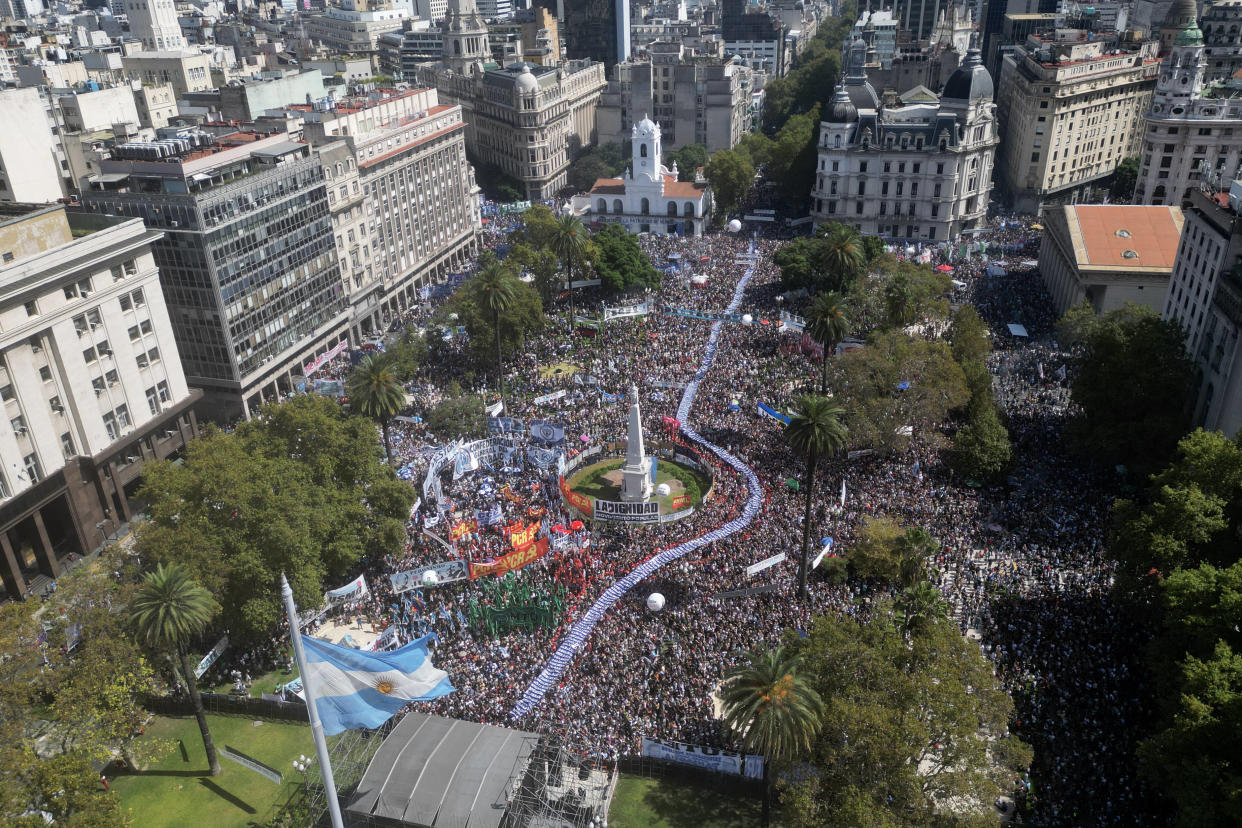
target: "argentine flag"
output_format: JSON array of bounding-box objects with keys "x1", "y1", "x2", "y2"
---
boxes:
[{"x1": 302, "y1": 633, "x2": 455, "y2": 735}]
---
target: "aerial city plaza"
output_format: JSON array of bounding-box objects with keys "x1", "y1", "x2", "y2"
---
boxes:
[{"x1": 1, "y1": 0, "x2": 1241, "y2": 823}]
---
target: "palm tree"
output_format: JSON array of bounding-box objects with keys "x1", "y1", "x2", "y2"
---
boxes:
[
  {"x1": 473, "y1": 258, "x2": 517, "y2": 406},
  {"x1": 784, "y1": 395, "x2": 847, "y2": 601},
  {"x1": 896, "y1": 580, "x2": 950, "y2": 634},
  {"x1": 348, "y1": 353, "x2": 405, "y2": 463},
  {"x1": 894, "y1": 526, "x2": 939, "y2": 588},
  {"x1": 885, "y1": 273, "x2": 915, "y2": 328},
  {"x1": 550, "y1": 213, "x2": 588, "y2": 329},
  {"x1": 805, "y1": 291, "x2": 850, "y2": 394},
  {"x1": 130, "y1": 563, "x2": 221, "y2": 775},
  {"x1": 721, "y1": 645, "x2": 826, "y2": 827},
  {"x1": 818, "y1": 223, "x2": 864, "y2": 292}
]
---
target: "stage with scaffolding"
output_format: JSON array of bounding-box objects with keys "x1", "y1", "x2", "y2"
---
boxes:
[{"x1": 339, "y1": 712, "x2": 616, "y2": 828}]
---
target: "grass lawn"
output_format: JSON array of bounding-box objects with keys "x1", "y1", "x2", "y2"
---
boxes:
[
  {"x1": 111, "y1": 713, "x2": 319, "y2": 827},
  {"x1": 538, "y1": 361, "x2": 580, "y2": 379},
  {"x1": 566, "y1": 458, "x2": 709, "y2": 514},
  {"x1": 608, "y1": 774, "x2": 764, "y2": 828},
  {"x1": 206, "y1": 649, "x2": 296, "y2": 698}
]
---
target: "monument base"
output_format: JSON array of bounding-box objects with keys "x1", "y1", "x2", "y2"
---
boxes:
[{"x1": 620, "y1": 458, "x2": 653, "y2": 502}]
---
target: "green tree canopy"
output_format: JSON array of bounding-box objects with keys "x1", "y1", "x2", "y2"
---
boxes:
[
  {"x1": 592, "y1": 222, "x2": 660, "y2": 292},
  {"x1": 348, "y1": 353, "x2": 406, "y2": 462},
  {"x1": 1064, "y1": 303, "x2": 1193, "y2": 472},
  {"x1": 780, "y1": 603, "x2": 1028, "y2": 826},
  {"x1": 951, "y1": 403, "x2": 1012, "y2": 484},
  {"x1": 667, "y1": 143, "x2": 708, "y2": 181},
  {"x1": 948, "y1": 305, "x2": 991, "y2": 367},
  {"x1": 135, "y1": 395, "x2": 412, "y2": 642},
  {"x1": 425, "y1": 391, "x2": 487, "y2": 440},
  {"x1": 766, "y1": 107, "x2": 821, "y2": 205},
  {"x1": 773, "y1": 224, "x2": 864, "y2": 295},
  {"x1": 450, "y1": 257, "x2": 544, "y2": 364},
  {"x1": 704, "y1": 149, "x2": 754, "y2": 218},
  {"x1": 1114, "y1": 430, "x2": 1242, "y2": 826},
  {"x1": 824, "y1": 329, "x2": 968, "y2": 452},
  {"x1": 1111, "y1": 156, "x2": 1140, "y2": 202}
]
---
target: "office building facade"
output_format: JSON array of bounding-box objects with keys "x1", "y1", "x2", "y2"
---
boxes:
[
  {"x1": 83, "y1": 129, "x2": 351, "y2": 421},
  {"x1": 0, "y1": 204, "x2": 199, "y2": 599}
]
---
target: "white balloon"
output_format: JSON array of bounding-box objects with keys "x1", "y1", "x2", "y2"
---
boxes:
[
  {"x1": 741, "y1": 314, "x2": 753, "y2": 325},
  {"x1": 655, "y1": 482, "x2": 671, "y2": 498},
  {"x1": 727, "y1": 219, "x2": 742, "y2": 233},
  {"x1": 646, "y1": 592, "x2": 665, "y2": 611},
  {"x1": 421, "y1": 570, "x2": 439, "y2": 586}
]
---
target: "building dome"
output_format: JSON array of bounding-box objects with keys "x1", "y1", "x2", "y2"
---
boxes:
[
  {"x1": 942, "y1": 47, "x2": 994, "y2": 101},
  {"x1": 1175, "y1": 22, "x2": 1205, "y2": 46},
  {"x1": 635, "y1": 116, "x2": 658, "y2": 137},
  {"x1": 1162, "y1": 0, "x2": 1199, "y2": 30},
  {"x1": 826, "y1": 85, "x2": 858, "y2": 123},
  {"x1": 515, "y1": 63, "x2": 539, "y2": 92}
]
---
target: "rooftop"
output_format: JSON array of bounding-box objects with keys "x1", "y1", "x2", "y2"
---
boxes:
[{"x1": 1064, "y1": 205, "x2": 1185, "y2": 271}]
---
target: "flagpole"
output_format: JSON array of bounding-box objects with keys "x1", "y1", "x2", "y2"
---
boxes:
[{"x1": 281, "y1": 573, "x2": 346, "y2": 828}]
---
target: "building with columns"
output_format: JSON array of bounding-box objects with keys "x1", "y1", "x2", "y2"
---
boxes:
[
  {"x1": 416, "y1": 0, "x2": 606, "y2": 200},
  {"x1": 809, "y1": 38, "x2": 997, "y2": 243},
  {"x1": 0, "y1": 204, "x2": 200, "y2": 600},
  {"x1": 1136, "y1": 9, "x2": 1242, "y2": 206},
  {"x1": 81, "y1": 129, "x2": 351, "y2": 422},
  {"x1": 579, "y1": 118, "x2": 712, "y2": 236}
]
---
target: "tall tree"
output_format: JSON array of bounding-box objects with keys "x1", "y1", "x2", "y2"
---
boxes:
[
  {"x1": 896, "y1": 580, "x2": 950, "y2": 634},
  {"x1": 805, "y1": 291, "x2": 849, "y2": 394},
  {"x1": 721, "y1": 646, "x2": 826, "y2": 827},
  {"x1": 472, "y1": 256, "x2": 517, "y2": 406},
  {"x1": 818, "y1": 223, "x2": 864, "y2": 293},
  {"x1": 129, "y1": 563, "x2": 221, "y2": 776},
  {"x1": 1064, "y1": 303, "x2": 1193, "y2": 473},
  {"x1": 550, "y1": 213, "x2": 588, "y2": 326},
  {"x1": 783, "y1": 605, "x2": 1028, "y2": 826},
  {"x1": 704, "y1": 149, "x2": 754, "y2": 218},
  {"x1": 784, "y1": 396, "x2": 848, "y2": 600},
  {"x1": 347, "y1": 353, "x2": 405, "y2": 463}
]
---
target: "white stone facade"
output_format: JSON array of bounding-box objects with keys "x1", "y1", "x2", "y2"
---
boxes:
[
  {"x1": 581, "y1": 118, "x2": 712, "y2": 236},
  {"x1": 810, "y1": 40, "x2": 997, "y2": 242}
]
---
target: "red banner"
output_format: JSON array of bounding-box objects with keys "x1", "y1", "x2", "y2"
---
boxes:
[
  {"x1": 449, "y1": 519, "x2": 477, "y2": 541},
  {"x1": 469, "y1": 537, "x2": 549, "y2": 579},
  {"x1": 559, "y1": 475, "x2": 593, "y2": 517},
  {"x1": 510, "y1": 521, "x2": 541, "y2": 548},
  {"x1": 671, "y1": 494, "x2": 692, "y2": 511}
]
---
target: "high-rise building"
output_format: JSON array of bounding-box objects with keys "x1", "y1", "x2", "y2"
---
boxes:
[
  {"x1": 119, "y1": 0, "x2": 186, "y2": 51},
  {"x1": 596, "y1": 44, "x2": 755, "y2": 153},
  {"x1": 298, "y1": 87, "x2": 481, "y2": 339},
  {"x1": 721, "y1": 0, "x2": 787, "y2": 77},
  {"x1": 82, "y1": 129, "x2": 351, "y2": 421},
  {"x1": 538, "y1": 0, "x2": 628, "y2": 67},
  {"x1": 1135, "y1": 11, "x2": 1242, "y2": 206},
  {"x1": 996, "y1": 31, "x2": 1159, "y2": 213},
  {"x1": 809, "y1": 41, "x2": 998, "y2": 242},
  {"x1": 0, "y1": 203, "x2": 200, "y2": 599}
]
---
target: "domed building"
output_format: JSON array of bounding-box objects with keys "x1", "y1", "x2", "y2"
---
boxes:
[
  {"x1": 1136, "y1": 3, "x2": 1242, "y2": 207},
  {"x1": 579, "y1": 118, "x2": 712, "y2": 236},
  {"x1": 415, "y1": 0, "x2": 606, "y2": 201},
  {"x1": 810, "y1": 40, "x2": 997, "y2": 243}
]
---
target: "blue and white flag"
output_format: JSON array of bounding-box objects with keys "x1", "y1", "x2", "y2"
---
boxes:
[{"x1": 302, "y1": 634, "x2": 454, "y2": 735}]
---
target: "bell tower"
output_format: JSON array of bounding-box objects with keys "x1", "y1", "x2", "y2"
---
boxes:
[
  {"x1": 442, "y1": 0, "x2": 489, "y2": 76},
  {"x1": 631, "y1": 116, "x2": 663, "y2": 185}
]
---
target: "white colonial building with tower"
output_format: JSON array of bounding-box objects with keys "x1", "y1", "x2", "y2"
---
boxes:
[{"x1": 578, "y1": 118, "x2": 713, "y2": 236}]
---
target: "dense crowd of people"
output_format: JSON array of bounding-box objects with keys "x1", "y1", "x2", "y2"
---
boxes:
[{"x1": 216, "y1": 209, "x2": 1165, "y2": 824}]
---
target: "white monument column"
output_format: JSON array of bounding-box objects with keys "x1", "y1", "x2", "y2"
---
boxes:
[{"x1": 620, "y1": 384, "x2": 653, "y2": 502}]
